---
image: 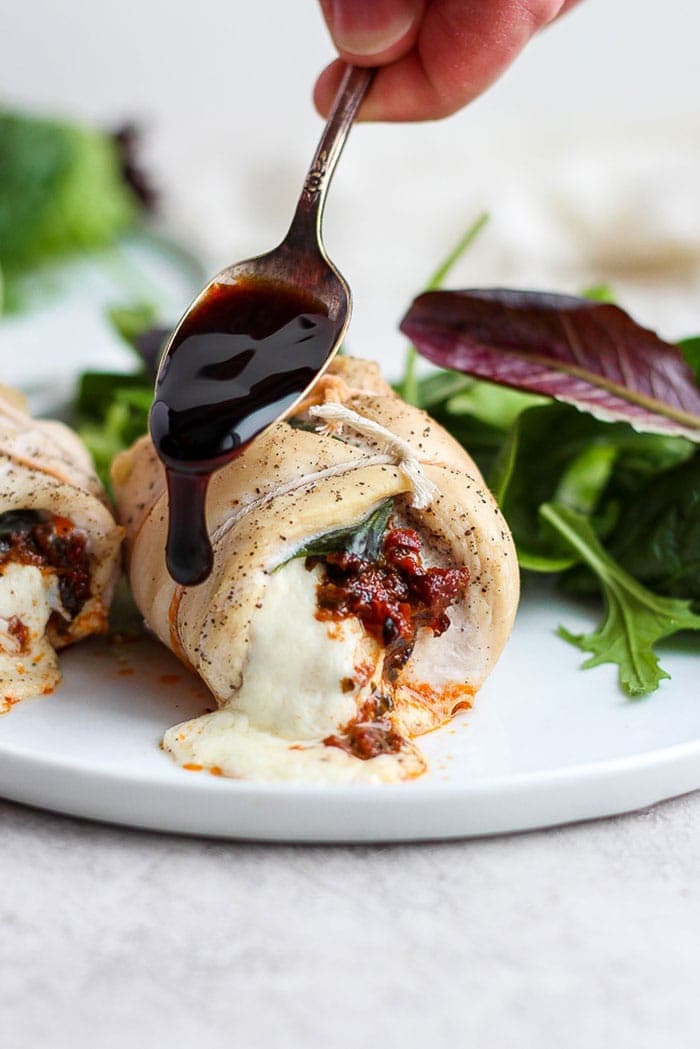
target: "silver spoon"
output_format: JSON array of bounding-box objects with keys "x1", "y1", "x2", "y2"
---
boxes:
[{"x1": 150, "y1": 65, "x2": 375, "y2": 585}]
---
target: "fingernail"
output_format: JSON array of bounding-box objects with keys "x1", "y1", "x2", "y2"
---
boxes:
[{"x1": 329, "y1": 0, "x2": 418, "y2": 57}]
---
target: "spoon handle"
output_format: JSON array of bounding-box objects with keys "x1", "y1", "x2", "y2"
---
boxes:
[{"x1": 288, "y1": 64, "x2": 375, "y2": 245}]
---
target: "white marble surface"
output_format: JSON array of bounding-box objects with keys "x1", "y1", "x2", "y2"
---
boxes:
[{"x1": 2, "y1": 791, "x2": 700, "y2": 1049}]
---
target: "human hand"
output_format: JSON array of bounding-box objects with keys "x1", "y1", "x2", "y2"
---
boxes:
[{"x1": 314, "y1": 0, "x2": 582, "y2": 121}]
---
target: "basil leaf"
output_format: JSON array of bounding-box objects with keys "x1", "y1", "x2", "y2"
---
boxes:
[
  {"x1": 0, "y1": 510, "x2": 42, "y2": 540},
  {"x1": 280, "y1": 499, "x2": 394, "y2": 568}
]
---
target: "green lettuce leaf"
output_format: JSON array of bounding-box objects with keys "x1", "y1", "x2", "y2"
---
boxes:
[{"x1": 541, "y1": 502, "x2": 700, "y2": 696}]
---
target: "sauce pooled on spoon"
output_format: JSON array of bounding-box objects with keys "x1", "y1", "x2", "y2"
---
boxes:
[{"x1": 149, "y1": 278, "x2": 337, "y2": 586}]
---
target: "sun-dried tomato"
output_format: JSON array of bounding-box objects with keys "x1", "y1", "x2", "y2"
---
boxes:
[
  {"x1": 314, "y1": 525, "x2": 469, "y2": 680},
  {"x1": 0, "y1": 511, "x2": 91, "y2": 619}
]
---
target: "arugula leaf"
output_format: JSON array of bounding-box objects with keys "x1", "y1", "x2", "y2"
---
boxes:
[
  {"x1": 607, "y1": 453, "x2": 700, "y2": 604},
  {"x1": 540, "y1": 502, "x2": 700, "y2": 697},
  {"x1": 74, "y1": 303, "x2": 162, "y2": 489},
  {"x1": 0, "y1": 111, "x2": 140, "y2": 308},
  {"x1": 278, "y1": 500, "x2": 394, "y2": 568},
  {"x1": 554, "y1": 444, "x2": 620, "y2": 518}
]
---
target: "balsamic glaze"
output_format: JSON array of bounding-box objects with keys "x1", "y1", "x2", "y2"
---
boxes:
[{"x1": 149, "y1": 278, "x2": 337, "y2": 586}]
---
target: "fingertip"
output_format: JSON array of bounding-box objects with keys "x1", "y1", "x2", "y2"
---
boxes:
[
  {"x1": 313, "y1": 58, "x2": 455, "y2": 123},
  {"x1": 314, "y1": 60, "x2": 389, "y2": 122},
  {"x1": 313, "y1": 62, "x2": 346, "y2": 119},
  {"x1": 320, "y1": 0, "x2": 424, "y2": 61}
]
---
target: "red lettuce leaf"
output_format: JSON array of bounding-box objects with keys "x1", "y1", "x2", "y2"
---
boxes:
[{"x1": 400, "y1": 290, "x2": 700, "y2": 442}]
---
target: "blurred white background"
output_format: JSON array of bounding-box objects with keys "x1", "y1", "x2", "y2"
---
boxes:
[{"x1": 1, "y1": 0, "x2": 699, "y2": 380}]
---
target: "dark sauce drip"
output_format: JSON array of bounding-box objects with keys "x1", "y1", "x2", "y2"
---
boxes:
[{"x1": 149, "y1": 279, "x2": 337, "y2": 586}]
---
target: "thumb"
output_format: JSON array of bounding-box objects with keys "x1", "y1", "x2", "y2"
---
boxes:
[{"x1": 319, "y1": 0, "x2": 425, "y2": 60}]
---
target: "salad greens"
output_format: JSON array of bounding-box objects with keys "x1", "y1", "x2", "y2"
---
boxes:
[
  {"x1": 0, "y1": 111, "x2": 146, "y2": 311},
  {"x1": 398, "y1": 220, "x2": 700, "y2": 696},
  {"x1": 607, "y1": 455, "x2": 700, "y2": 604},
  {"x1": 73, "y1": 303, "x2": 162, "y2": 489},
  {"x1": 679, "y1": 336, "x2": 700, "y2": 383},
  {"x1": 541, "y1": 504, "x2": 700, "y2": 697}
]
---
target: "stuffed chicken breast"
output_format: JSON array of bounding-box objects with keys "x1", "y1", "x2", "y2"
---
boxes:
[
  {"x1": 0, "y1": 384, "x2": 123, "y2": 709},
  {"x1": 112, "y1": 356, "x2": 518, "y2": 783}
]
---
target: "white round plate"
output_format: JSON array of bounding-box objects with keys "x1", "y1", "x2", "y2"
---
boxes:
[
  {"x1": 1, "y1": 241, "x2": 698, "y2": 841},
  {"x1": 0, "y1": 579, "x2": 698, "y2": 841}
]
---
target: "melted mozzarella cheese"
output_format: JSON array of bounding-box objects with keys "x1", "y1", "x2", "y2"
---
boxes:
[
  {"x1": 0, "y1": 563, "x2": 63, "y2": 706},
  {"x1": 164, "y1": 708, "x2": 424, "y2": 784},
  {"x1": 233, "y1": 559, "x2": 373, "y2": 739},
  {"x1": 163, "y1": 558, "x2": 425, "y2": 783}
]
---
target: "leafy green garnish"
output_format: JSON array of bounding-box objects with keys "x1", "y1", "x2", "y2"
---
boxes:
[
  {"x1": 76, "y1": 381, "x2": 153, "y2": 490},
  {"x1": 278, "y1": 500, "x2": 394, "y2": 569},
  {"x1": 490, "y1": 403, "x2": 694, "y2": 572},
  {"x1": 679, "y1": 336, "x2": 700, "y2": 384},
  {"x1": 582, "y1": 283, "x2": 616, "y2": 304},
  {"x1": 541, "y1": 503, "x2": 700, "y2": 697},
  {"x1": 444, "y1": 381, "x2": 546, "y2": 431},
  {"x1": 107, "y1": 301, "x2": 158, "y2": 346},
  {"x1": 0, "y1": 111, "x2": 140, "y2": 310},
  {"x1": 72, "y1": 301, "x2": 161, "y2": 489},
  {"x1": 607, "y1": 453, "x2": 700, "y2": 605},
  {"x1": 395, "y1": 228, "x2": 700, "y2": 695},
  {"x1": 410, "y1": 369, "x2": 473, "y2": 411}
]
